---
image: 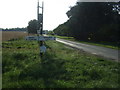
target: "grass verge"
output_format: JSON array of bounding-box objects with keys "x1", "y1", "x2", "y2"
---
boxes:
[
  {"x1": 2, "y1": 39, "x2": 120, "y2": 88},
  {"x1": 54, "y1": 35, "x2": 119, "y2": 50}
]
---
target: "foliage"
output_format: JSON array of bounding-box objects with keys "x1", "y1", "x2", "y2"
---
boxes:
[
  {"x1": 53, "y1": 2, "x2": 120, "y2": 43},
  {"x1": 47, "y1": 31, "x2": 55, "y2": 35},
  {"x1": 2, "y1": 28, "x2": 27, "y2": 31},
  {"x1": 2, "y1": 39, "x2": 120, "y2": 88},
  {"x1": 27, "y1": 19, "x2": 38, "y2": 34},
  {"x1": 54, "y1": 22, "x2": 72, "y2": 37}
]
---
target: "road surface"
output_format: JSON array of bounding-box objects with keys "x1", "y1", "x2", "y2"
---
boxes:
[{"x1": 56, "y1": 38, "x2": 119, "y2": 61}]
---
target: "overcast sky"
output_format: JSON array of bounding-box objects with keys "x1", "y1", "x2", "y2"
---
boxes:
[{"x1": 0, "y1": 0, "x2": 77, "y2": 30}]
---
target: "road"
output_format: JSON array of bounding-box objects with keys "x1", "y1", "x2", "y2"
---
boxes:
[{"x1": 56, "y1": 38, "x2": 119, "y2": 61}]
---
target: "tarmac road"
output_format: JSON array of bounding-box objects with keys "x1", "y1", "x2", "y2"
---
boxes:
[{"x1": 56, "y1": 38, "x2": 119, "y2": 61}]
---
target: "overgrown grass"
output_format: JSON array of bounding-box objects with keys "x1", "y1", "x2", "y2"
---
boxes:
[
  {"x1": 2, "y1": 39, "x2": 120, "y2": 88},
  {"x1": 2, "y1": 31, "x2": 27, "y2": 41},
  {"x1": 54, "y1": 35, "x2": 119, "y2": 50}
]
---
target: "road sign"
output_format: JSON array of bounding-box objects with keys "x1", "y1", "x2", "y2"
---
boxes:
[
  {"x1": 44, "y1": 36, "x2": 56, "y2": 40},
  {"x1": 38, "y1": 14, "x2": 43, "y2": 23},
  {"x1": 39, "y1": 36, "x2": 45, "y2": 41},
  {"x1": 25, "y1": 36, "x2": 37, "y2": 40},
  {"x1": 40, "y1": 45, "x2": 46, "y2": 53},
  {"x1": 37, "y1": 30, "x2": 40, "y2": 34},
  {"x1": 25, "y1": 36, "x2": 56, "y2": 41}
]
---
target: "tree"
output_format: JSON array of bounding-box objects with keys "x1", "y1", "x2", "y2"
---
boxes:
[
  {"x1": 53, "y1": 2, "x2": 119, "y2": 43},
  {"x1": 53, "y1": 21, "x2": 72, "y2": 37},
  {"x1": 27, "y1": 19, "x2": 38, "y2": 34},
  {"x1": 66, "y1": 2, "x2": 119, "y2": 42},
  {"x1": 48, "y1": 31, "x2": 55, "y2": 35}
]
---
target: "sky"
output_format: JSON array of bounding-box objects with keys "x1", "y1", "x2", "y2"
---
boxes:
[{"x1": 0, "y1": 0, "x2": 77, "y2": 30}]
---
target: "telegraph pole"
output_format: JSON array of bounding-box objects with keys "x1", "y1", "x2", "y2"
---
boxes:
[
  {"x1": 37, "y1": 0, "x2": 39, "y2": 41},
  {"x1": 37, "y1": 0, "x2": 45, "y2": 57},
  {"x1": 41, "y1": 2, "x2": 43, "y2": 35}
]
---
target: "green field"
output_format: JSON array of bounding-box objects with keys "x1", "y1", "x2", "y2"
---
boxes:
[{"x1": 2, "y1": 39, "x2": 120, "y2": 88}]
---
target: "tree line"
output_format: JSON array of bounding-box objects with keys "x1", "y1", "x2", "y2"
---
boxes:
[
  {"x1": 53, "y1": 2, "x2": 120, "y2": 43},
  {"x1": 2, "y1": 28, "x2": 27, "y2": 31}
]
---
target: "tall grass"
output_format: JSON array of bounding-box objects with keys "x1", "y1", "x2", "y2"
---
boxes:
[
  {"x1": 2, "y1": 31, "x2": 28, "y2": 41},
  {"x1": 2, "y1": 39, "x2": 120, "y2": 88}
]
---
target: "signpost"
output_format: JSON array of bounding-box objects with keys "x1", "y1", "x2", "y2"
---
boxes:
[
  {"x1": 37, "y1": 1, "x2": 44, "y2": 57},
  {"x1": 26, "y1": 1, "x2": 56, "y2": 57},
  {"x1": 25, "y1": 36, "x2": 56, "y2": 41}
]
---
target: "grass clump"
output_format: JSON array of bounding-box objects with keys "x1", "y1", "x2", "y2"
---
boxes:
[{"x1": 2, "y1": 39, "x2": 120, "y2": 88}]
